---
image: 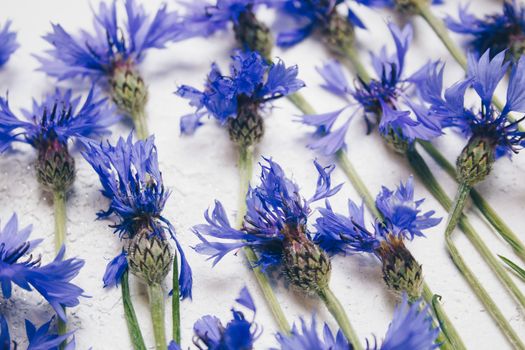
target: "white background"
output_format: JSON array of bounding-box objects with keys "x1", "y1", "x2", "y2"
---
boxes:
[{"x1": 0, "y1": 0, "x2": 524, "y2": 349}]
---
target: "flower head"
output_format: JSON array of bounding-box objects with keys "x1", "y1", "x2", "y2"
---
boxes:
[
  {"x1": 0, "y1": 21, "x2": 18, "y2": 68},
  {"x1": 177, "y1": 50, "x2": 303, "y2": 146},
  {"x1": 0, "y1": 87, "x2": 116, "y2": 150},
  {"x1": 314, "y1": 177, "x2": 440, "y2": 299},
  {"x1": 36, "y1": 0, "x2": 182, "y2": 83},
  {"x1": 274, "y1": 317, "x2": 350, "y2": 350},
  {"x1": 194, "y1": 158, "x2": 341, "y2": 268},
  {"x1": 193, "y1": 287, "x2": 261, "y2": 350},
  {"x1": 0, "y1": 214, "x2": 85, "y2": 321},
  {"x1": 424, "y1": 50, "x2": 525, "y2": 162},
  {"x1": 446, "y1": 1, "x2": 525, "y2": 63},
  {"x1": 372, "y1": 296, "x2": 439, "y2": 350},
  {"x1": 302, "y1": 23, "x2": 442, "y2": 156},
  {"x1": 82, "y1": 134, "x2": 192, "y2": 297},
  {"x1": 0, "y1": 315, "x2": 75, "y2": 350}
]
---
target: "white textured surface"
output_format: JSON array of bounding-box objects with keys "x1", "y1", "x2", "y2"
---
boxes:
[{"x1": 1, "y1": 0, "x2": 524, "y2": 349}]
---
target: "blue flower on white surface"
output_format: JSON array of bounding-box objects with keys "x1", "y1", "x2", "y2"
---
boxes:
[
  {"x1": 176, "y1": 50, "x2": 304, "y2": 135},
  {"x1": 36, "y1": 0, "x2": 183, "y2": 83},
  {"x1": 193, "y1": 158, "x2": 341, "y2": 269},
  {"x1": 301, "y1": 23, "x2": 443, "y2": 156},
  {"x1": 0, "y1": 214, "x2": 85, "y2": 322},
  {"x1": 192, "y1": 287, "x2": 261, "y2": 349},
  {"x1": 423, "y1": 49, "x2": 525, "y2": 159},
  {"x1": 275, "y1": 295, "x2": 439, "y2": 350},
  {"x1": 446, "y1": 0, "x2": 525, "y2": 63},
  {"x1": 82, "y1": 134, "x2": 192, "y2": 298}
]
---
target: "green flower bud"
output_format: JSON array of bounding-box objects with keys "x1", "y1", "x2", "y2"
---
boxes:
[
  {"x1": 282, "y1": 225, "x2": 332, "y2": 294},
  {"x1": 233, "y1": 9, "x2": 273, "y2": 62},
  {"x1": 36, "y1": 139, "x2": 75, "y2": 192},
  {"x1": 382, "y1": 127, "x2": 410, "y2": 154},
  {"x1": 110, "y1": 62, "x2": 148, "y2": 119},
  {"x1": 376, "y1": 234, "x2": 423, "y2": 301},
  {"x1": 456, "y1": 136, "x2": 495, "y2": 186},
  {"x1": 127, "y1": 228, "x2": 173, "y2": 285},
  {"x1": 228, "y1": 97, "x2": 264, "y2": 148},
  {"x1": 322, "y1": 13, "x2": 355, "y2": 56},
  {"x1": 393, "y1": 0, "x2": 429, "y2": 14}
]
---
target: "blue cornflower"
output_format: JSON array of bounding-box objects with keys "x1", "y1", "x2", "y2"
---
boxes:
[
  {"x1": 302, "y1": 23, "x2": 443, "y2": 156},
  {"x1": 274, "y1": 316, "x2": 351, "y2": 350},
  {"x1": 82, "y1": 133, "x2": 192, "y2": 297},
  {"x1": 0, "y1": 315, "x2": 75, "y2": 350},
  {"x1": 374, "y1": 296, "x2": 439, "y2": 350},
  {"x1": 314, "y1": 176, "x2": 439, "y2": 255},
  {"x1": 176, "y1": 50, "x2": 304, "y2": 146},
  {"x1": 0, "y1": 21, "x2": 18, "y2": 68},
  {"x1": 0, "y1": 87, "x2": 116, "y2": 191},
  {"x1": 194, "y1": 158, "x2": 341, "y2": 269},
  {"x1": 0, "y1": 87, "x2": 115, "y2": 150},
  {"x1": 275, "y1": 295, "x2": 438, "y2": 350},
  {"x1": 423, "y1": 49, "x2": 525, "y2": 161},
  {"x1": 0, "y1": 214, "x2": 85, "y2": 321},
  {"x1": 36, "y1": 0, "x2": 182, "y2": 83},
  {"x1": 314, "y1": 177, "x2": 440, "y2": 298},
  {"x1": 193, "y1": 287, "x2": 261, "y2": 349},
  {"x1": 446, "y1": 1, "x2": 525, "y2": 63}
]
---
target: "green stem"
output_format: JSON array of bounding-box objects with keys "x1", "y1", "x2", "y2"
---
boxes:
[
  {"x1": 336, "y1": 149, "x2": 382, "y2": 219},
  {"x1": 121, "y1": 271, "x2": 147, "y2": 350},
  {"x1": 172, "y1": 256, "x2": 181, "y2": 345},
  {"x1": 445, "y1": 182, "x2": 470, "y2": 238},
  {"x1": 148, "y1": 283, "x2": 167, "y2": 350},
  {"x1": 422, "y1": 283, "x2": 466, "y2": 350},
  {"x1": 53, "y1": 189, "x2": 67, "y2": 347},
  {"x1": 415, "y1": 3, "x2": 467, "y2": 69},
  {"x1": 418, "y1": 140, "x2": 525, "y2": 265},
  {"x1": 237, "y1": 146, "x2": 291, "y2": 334},
  {"x1": 54, "y1": 190, "x2": 67, "y2": 253},
  {"x1": 287, "y1": 93, "x2": 316, "y2": 115},
  {"x1": 406, "y1": 148, "x2": 525, "y2": 349},
  {"x1": 132, "y1": 108, "x2": 149, "y2": 140},
  {"x1": 342, "y1": 46, "x2": 372, "y2": 84},
  {"x1": 318, "y1": 286, "x2": 363, "y2": 350}
]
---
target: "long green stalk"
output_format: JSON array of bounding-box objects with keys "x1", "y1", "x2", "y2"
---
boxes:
[
  {"x1": 419, "y1": 140, "x2": 525, "y2": 265},
  {"x1": 121, "y1": 271, "x2": 147, "y2": 350},
  {"x1": 53, "y1": 189, "x2": 67, "y2": 347},
  {"x1": 318, "y1": 287, "x2": 363, "y2": 350},
  {"x1": 237, "y1": 146, "x2": 291, "y2": 334},
  {"x1": 148, "y1": 283, "x2": 167, "y2": 350},
  {"x1": 172, "y1": 257, "x2": 181, "y2": 344},
  {"x1": 414, "y1": 2, "x2": 467, "y2": 69},
  {"x1": 341, "y1": 46, "x2": 372, "y2": 84},
  {"x1": 407, "y1": 148, "x2": 525, "y2": 349}
]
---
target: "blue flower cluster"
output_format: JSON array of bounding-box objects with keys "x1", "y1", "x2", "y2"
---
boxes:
[
  {"x1": 301, "y1": 23, "x2": 442, "y2": 156},
  {"x1": 36, "y1": 0, "x2": 184, "y2": 83},
  {"x1": 0, "y1": 214, "x2": 84, "y2": 348},
  {"x1": 177, "y1": 50, "x2": 304, "y2": 135},
  {"x1": 446, "y1": 1, "x2": 525, "y2": 62},
  {"x1": 0, "y1": 87, "x2": 116, "y2": 151},
  {"x1": 275, "y1": 295, "x2": 439, "y2": 350},
  {"x1": 423, "y1": 50, "x2": 525, "y2": 159},
  {"x1": 0, "y1": 21, "x2": 18, "y2": 68},
  {"x1": 314, "y1": 176, "x2": 440, "y2": 256},
  {"x1": 0, "y1": 315, "x2": 75, "y2": 350},
  {"x1": 192, "y1": 287, "x2": 261, "y2": 349},
  {"x1": 193, "y1": 158, "x2": 341, "y2": 269},
  {"x1": 82, "y1": 134, "x2": 192, "y2": 298}
]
